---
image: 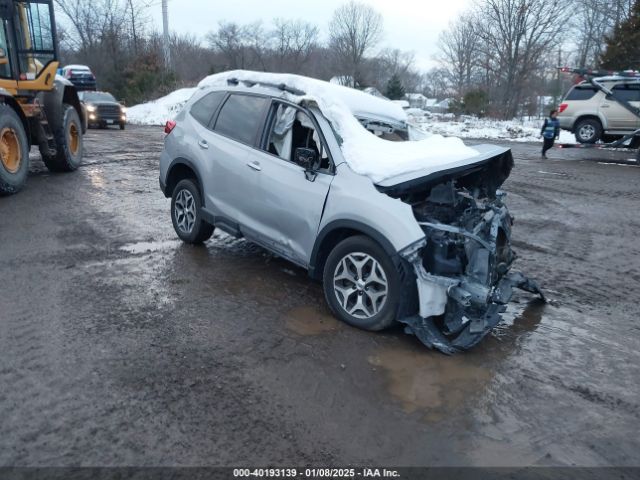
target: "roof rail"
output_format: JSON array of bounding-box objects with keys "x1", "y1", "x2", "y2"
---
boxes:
[
  {"x1": 558, "y1": 66, "x2": 640, "y2": 78},
  {"x1": 226, "y1": 77, "x2": 306, "y2": 96}
]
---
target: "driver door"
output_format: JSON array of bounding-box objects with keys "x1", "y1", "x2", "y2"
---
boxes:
[{"x1": 243, "y1": 101, "x2": 334, "y2": 267}]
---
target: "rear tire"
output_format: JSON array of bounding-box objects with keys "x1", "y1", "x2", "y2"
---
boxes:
[
  {"x1": 574, "y1": 118, "x2": 602, "y2": 144},
  {"x1": 171, "y1": 179, "x2": 214, "y2": 244},
  {"x1": 120, "y1": 123, "x2": 125, "y2": 130},
  {"x1": 41, "y1": 104, "x2": 83, "y2": 172},
  {"x1": 0, "y1": 104, "x2": 29, "y2": 195},
  {"x1": 323, "y1": 235, "x2": 400, "y2": 331}
]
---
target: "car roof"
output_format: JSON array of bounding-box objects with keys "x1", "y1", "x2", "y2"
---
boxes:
[
  {"x1": 199, "y1": 81, "x2": 406, "y2": 129},
  {"x1": 64, "y1": 64, "x2": 91, "y2": 71}
]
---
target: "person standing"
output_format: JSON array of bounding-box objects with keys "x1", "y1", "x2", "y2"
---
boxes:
[{"x1": 540, "y1": 110, "x2": 560, "y2": 158}]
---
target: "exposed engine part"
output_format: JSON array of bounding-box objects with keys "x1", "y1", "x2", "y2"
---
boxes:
[{"x1": 398, "y1": 180, "x2": 544, "y2": 354}]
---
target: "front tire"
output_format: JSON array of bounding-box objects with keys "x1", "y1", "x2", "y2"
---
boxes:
[
  {"x1": 323, "y1": 235, "x2": 400, "y2": 331},
  {"x1": 0, "y1": 104, "x2": 29, "y2": 195},
  {"x1": 41, "y1": 104, "x2": 83, "y2": 172},
  {"x1": 574, "y1": 118, "x2": 602, "y2": 144},
  {"x1": 171, "y1": 179, "x2": 214, "y2": 244}
]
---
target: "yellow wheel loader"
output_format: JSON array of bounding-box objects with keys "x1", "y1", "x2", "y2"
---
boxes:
[{"x1": 0, "y1": 0, "x2": 85, "y2": 195}]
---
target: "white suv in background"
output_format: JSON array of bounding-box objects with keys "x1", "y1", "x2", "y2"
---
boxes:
[{"x1": 557, "y1": 79, "x2": 640, "y2": 143}]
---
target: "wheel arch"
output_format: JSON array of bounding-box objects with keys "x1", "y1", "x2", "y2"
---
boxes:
[
  {"x1": 574, "y1": 114, "x2": 604, "y2": 132},
  {"x1": 39, "y1": 82, "x2": 86, "y2": 134},
  {"x1": 164, "y1": 158, "x2": 204, "y2": 200},
  {"x1": 308, "y1": 220, "x2": 399, "y2": 281}
]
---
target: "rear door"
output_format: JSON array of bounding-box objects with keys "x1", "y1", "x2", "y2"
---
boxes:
[
  {"x1": 190, "y1": 92, "x2": 270, "y2": 229},
  {"x1": 243, "y1": 101, "x2": 334, "y2": 266},
  {"x1": 601, "y1": 83, "x2": 640, "y2": 130},
  {"x1": 204, "y1": 93, "x2": 270, "y2": 228}
]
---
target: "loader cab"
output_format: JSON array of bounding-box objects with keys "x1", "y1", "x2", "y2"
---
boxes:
[{"x1": 0, "y1": 0, "x2": 58, "y2": 93}]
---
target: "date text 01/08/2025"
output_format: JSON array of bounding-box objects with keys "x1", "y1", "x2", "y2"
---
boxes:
[{"x1": 233, "y1": 468, "x2": 401, "y2": 478}]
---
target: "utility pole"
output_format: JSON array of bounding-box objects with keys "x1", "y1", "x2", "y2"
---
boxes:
[
  {"x1": 554, "y1": 46, "x2": 562, "y2": 109},
  {"x1": 162, "y1": 0, "x2": 171, "y2": 69}
]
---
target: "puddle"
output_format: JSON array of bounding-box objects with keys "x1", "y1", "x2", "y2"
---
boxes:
[
  {"x1": 285, "y1": 306, "x2": 342, "y2": 336},
  {"x1": 369, "y1": 346, "x2": 492, "y2": 417},
  {"x1": 119, "y1": 239, "x2": 182, "y2": 254}
]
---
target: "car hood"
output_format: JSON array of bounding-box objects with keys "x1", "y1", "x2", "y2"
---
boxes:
[{"x1": 374, "y1": 144, "x2": 514, "y2": 198}]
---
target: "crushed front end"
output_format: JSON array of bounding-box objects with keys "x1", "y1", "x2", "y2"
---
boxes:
[{"x1": 380, "y1": 148, "x2": 544, "y2": 354}]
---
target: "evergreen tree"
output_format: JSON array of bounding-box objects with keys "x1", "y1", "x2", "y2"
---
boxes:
[
  {"x1": 600, "y1": 0, "x2": 640, "y2": 70},
  {"x1": 385, "y1": 74, "x2": 406, "y2": 100}
]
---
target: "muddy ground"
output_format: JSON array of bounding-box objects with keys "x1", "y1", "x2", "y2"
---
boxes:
[{"x1": 1, "y1": 125, "x2": 639, "y2": 467}]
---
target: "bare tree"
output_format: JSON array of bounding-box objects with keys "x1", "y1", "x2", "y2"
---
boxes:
[
  {"x1": 437, "y1": 14, "x2": 479, "y2": 97},
  {"x1": 328, "y1": 1, "x2": 383, "y2": 86},
  {"x1": 473, "y1": 0, "x2": 570, "y2": 118},
  {"x1": 272, "y1": 19, "x2": 319, "y2": 72},
  {"x1": 206, "y1": 21, "x2": 249, "y2": 70}
]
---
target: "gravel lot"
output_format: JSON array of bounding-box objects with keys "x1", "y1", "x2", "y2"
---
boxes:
[{"x1": 1, "y1": 125, "x2": 639, "y2": 467}]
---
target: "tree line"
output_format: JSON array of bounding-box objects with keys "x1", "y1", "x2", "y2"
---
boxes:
[
  {"x1": 54, "y1": 0, "x2": 639, "y2": 118},
  {"x1": 54, "y1": 0, "x2": 423, "y2": 105}
]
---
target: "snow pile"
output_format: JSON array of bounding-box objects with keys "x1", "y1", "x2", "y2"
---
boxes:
[
  {"x1": 408, "y1": 112, "x2": 576, "y2": 144},
  {"x1": 196, "y1": 71, "x2": 479, "y2": 182},
  {"x1": 128, "y1": 87, "x2": 197, "y2": 125}
]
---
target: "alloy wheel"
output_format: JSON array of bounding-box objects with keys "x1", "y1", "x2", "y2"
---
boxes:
[
  {"x1": 333, "y1": 252, "x2": 388, "y2": 319},
  {"x1": 579, "y1": 124, "x2": 595, "y2": 141},
  {"x1": 174, "y1": 189, "x2": 196, "y2": 234}
]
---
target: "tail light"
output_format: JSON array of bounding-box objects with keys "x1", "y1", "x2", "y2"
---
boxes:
[
  {"x1": 558, "y1": 103, "x2": 568, "y2": 113},
  {"x1": 164, "y1": 120, "x2": 177, "y2": 135}
]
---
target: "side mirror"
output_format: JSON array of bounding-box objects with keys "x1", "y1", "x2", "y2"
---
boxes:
[
  {"x1": 294, "y1": 147, "x2": 319, "y2": 170},
  {"x1": 294, "y1": 147, "x2": 321, "y2": 182}
]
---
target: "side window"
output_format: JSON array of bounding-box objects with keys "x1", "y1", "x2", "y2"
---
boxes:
[
  {"x1": 565, "y1": 87, "x2": 597, "y2": 101},
  {"x1": 214, "y1": 94, "x2": 269, "y2": 145},
  {"x1": 612, "y1": 84, "x2": 640, "y2": 103},
  {"x1": 0, "y1": 22, "x2": 11, "y2": 79},
  {"x1": 265, "y1": 103, "x2": 330, "y2": 169},
  {"x1": 190, "y1": 91, "x2": 226, "y2": 128}
]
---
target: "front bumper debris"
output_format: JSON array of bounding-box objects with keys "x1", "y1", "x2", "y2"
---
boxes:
[
  {"x1": 399, "y1": 271, "x2": 544, "y2": 355},
  {"x1": 398, "y1": 189, "x2": 545, "y2": 354}
]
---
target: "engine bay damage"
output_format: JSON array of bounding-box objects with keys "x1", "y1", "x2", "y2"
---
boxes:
[{"x1": 387, "y1": 150, "x2": 545, "y2": 354}]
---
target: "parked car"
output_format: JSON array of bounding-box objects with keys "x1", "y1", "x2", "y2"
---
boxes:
[
  {"x1": 557, "y1": 78, "x2": 640, "y2": 143},
  {"x1": 61, "y1": 64, "x2": 96, "y2": 91},
  {"x1": 79, "y1": 91, "x2": 127, "y2": 129},
  {"x1": 158, "y1": 72, "x2": 542, "y2": 353}
]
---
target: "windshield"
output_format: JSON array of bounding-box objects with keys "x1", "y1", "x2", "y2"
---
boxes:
[{"x1": 81, "y1": 92, "x2": 116, "y2": 102}]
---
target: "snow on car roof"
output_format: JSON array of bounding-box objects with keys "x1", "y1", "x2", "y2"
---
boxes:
[
  {"x1": 198, "y1": 70, "x2": 479, "y2": 183},
  {"x1": 64, "y1": 64, "x2": 92, "y2": 71}
]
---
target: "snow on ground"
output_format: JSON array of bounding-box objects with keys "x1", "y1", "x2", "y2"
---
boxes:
[
  {"x1": 128, "y1": 87, "x2": 197, "y2": 126},
  {"x1": 408, "y1": 112, "x2": 577, "y2": 144}
]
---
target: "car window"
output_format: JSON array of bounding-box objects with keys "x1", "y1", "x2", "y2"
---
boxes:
[
  {"x1": 190, "y1": 91, "x2": 226, "y2": 128},
  {"x1": 565, "y1": 86, "x2": 597, "y2": 101},
  {"x1": 264, "y1": 103, "x2": 330, "y2": 170},
  {"x1": 612, "y1": 84, "x2": 640, "y2": 103},
  {"x1": 214, "y1": 94, "x2": 269, "y2": 145}
]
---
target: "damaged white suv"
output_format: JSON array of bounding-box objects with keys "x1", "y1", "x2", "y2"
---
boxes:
[{"x1": 159, "y1": 71, "x2": 543, "y2": 353}]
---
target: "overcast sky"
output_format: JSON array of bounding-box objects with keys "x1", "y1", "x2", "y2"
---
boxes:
[{"x1": 148, "y1": 0, "x2": 473, "y2": 72}]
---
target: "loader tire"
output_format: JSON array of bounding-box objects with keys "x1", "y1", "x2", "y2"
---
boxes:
[
  {"x1": 0, "y1": 104, "x2": 30, "y2": 195},
  {"x1": 41, "y1": 104, "x2": 83, "y2": 172}
]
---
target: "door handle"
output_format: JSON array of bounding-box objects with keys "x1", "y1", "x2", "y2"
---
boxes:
[
  {"x1": 198, "y1": 139, "x2": 209, "y2": 149},
  {"x1": 247, "y1": 161, "x2": 261, "y2": 171}
]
